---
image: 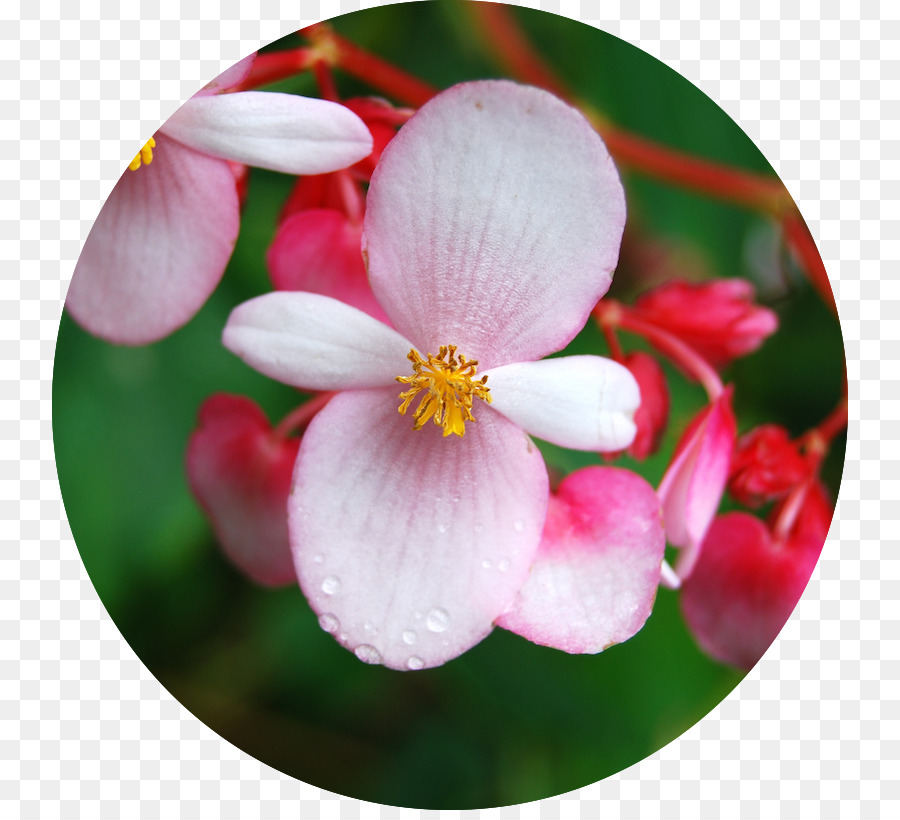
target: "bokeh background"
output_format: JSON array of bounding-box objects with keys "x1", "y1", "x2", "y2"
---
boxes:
[{"x1": 53, "y1": 1, "x2": 845, "y2": 809}]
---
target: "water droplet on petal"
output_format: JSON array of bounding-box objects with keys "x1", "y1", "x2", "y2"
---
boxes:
[
  {"x1": 321, "y1": 576, "x2": 341, "y2": 595},
  {"x1": 482, "y1": 559, "x2": 492, "y2": 570},
  {"x1": 363, "y1": 621, "x2": 378, "y2": 636},
  {"x1": 354, "y1": 644, "x2": 382, "y2": 664},
  {"x1": 498, "y1": 558, "x2": 510, "y2": 572},
  {"x1": 313, "y1": 554, "x2": 324, "y2": 564},
  {"x1": 402, "y1": 630, "x2": 417, "y2": 646},
  {"x1": 514, "y1": 519, "x2": 526, "y2": 532},
  {"x1": 474, "y1": 523, "x2": 485, "y2": 533},
  {"x1": 414, "y1": 611, "x2": 423, "y2": 620},
  {"x1": 318, "y1": 613, "x2": 339, "y2": 634},
  {"x1": 437, "y1": 523, "x2": 447, "y2": 533},
  {"x1": 452, "y1": 495, "x2": 461, "y2": 504},
  {"x1": 426, "y1": 608, "x2": 450, "y2": 633},
  {"x1": 407, "y1": 656, "x2": 425, "y2": 670}
]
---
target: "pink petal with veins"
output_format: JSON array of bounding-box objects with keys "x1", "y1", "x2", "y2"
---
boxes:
[
  {"x1": 290, "y1": 388, "x2": 549, "y2": 670},
  {"x1": 363, "y1": 80, "x2": 625, "y2": 369},
  {"x1": 66, "y1": 134, "x2": 240, "y2": 345}
]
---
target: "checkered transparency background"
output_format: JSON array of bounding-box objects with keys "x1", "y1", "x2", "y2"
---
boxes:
[{"x1": 1, "y1": 0, "x2": 896, "y2": 816}]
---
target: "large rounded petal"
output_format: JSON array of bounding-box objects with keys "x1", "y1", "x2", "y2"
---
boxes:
[
  {"x1": 363, "y1": 80, "x2": 625, "y2": 369},
  {"x1": 162, "y1": 91, "x2": 373, "y2": 175},
  {"x1": 66, "y1": 134, "x2": 240, "y2": 345},
  {"x1": 268, "y1": 209, "x2": 390, "y2": 323},
  {"x1": 483, "y1": 356, "x2": 639, "y2": 451},
  {"x1": 223, "y1": 292, "x2": 412, "y2": 390},
  {"x1": 290, "y1": 387, "x2": 549, "y2": 670},
  {"x1": 497, "y1": 467, "x2": 665, "y2": 653}
]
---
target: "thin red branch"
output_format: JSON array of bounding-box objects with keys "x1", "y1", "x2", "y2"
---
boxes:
[
  {"x1": 236, "y1": 48, "x2": 315, "y2": 89},
  {"x1": 272, "y1": 392, "x2": 335, "y2": 441},
  {"x1": 304, "y1": 24, "x2": 438, "y2": 108},
  {"x1": 595, "y1": 301, "x2": 724, "y2": 401},
  {"x1": 782, "y1": 213, "x2": 838, "y2": 317}
]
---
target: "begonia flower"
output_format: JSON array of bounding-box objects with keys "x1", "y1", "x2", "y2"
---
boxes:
[
  {"x1": 187, "y1": 394, "x2": 301, "y2": 587},
  {"x1": 497, "y1": 467, "x2": 665, "y2": 653},
  {"x1": 223, "y1": 80, "x2": 646, "y2": 669},
  {"x1": 657, "y1": 388, "x2": 736, "y2": 580},
  {"x1": 632, "y1": 279, "x2": 778, "y2": 368},
  {"x1": 680, "y1": 481, "x2": 830, "y2": 669},
  {"x1": 728, "y1": 424, "x2": 809, "y2": 507},
  {"x1": 66, "y1": 53, "x2": 373, "y2": 345}
]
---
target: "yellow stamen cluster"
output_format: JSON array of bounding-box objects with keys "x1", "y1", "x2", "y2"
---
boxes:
[
  {"x1": 397, "y1": 346, "x2": 492, "y2": 438},
  {"x1": 128, "y1": 137, "x2": 156, "y2": 171}
]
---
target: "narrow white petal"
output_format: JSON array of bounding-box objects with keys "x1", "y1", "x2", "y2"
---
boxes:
[
  {"x1": 483, "y1": 356, "x2": 640, "y2": 451},
  {"x1": 223, "y1": 292, "x2": 413, "y2": 390},
  {"x1": 162, "y1": 91, "x2": 373, "y2": 175}
]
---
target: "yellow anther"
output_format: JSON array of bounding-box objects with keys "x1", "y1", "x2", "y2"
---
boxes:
[
  {"x1": 396, "y1": 346, "x2": 492, "y2": 438},
  {"x1": 128, "y1": 137, "x2": 156, "y2": 171}
]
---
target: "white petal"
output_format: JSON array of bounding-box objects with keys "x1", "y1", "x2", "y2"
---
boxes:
[
  {"x1": 162, "y1": 91, "x2": 373, "y2": 175},
  {"x1": 482, "y1": 356, "x2": 640, "y2": 451},
  {"x1": 223, "y1": 292, "x2": 413, "y2": 390},
  {"x1": 291, "y1": 387, "x2": 549, "y2": 670}
]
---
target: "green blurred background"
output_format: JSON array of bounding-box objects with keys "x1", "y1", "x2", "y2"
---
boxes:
[{"x1": 53, "y1": 2, "x2": 845, "y2": 809}]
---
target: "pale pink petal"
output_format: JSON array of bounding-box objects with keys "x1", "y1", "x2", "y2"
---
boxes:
[
  {"x1": 186, "y1": 394, "x2": 299, "y2": 587},
  {"x1": 363, "y1": 80, "x2": 625, "y2": 369},
  {"x1": 657, "y1": 389, "x2": 736, "y2": 579},
  {"x1": 268, "y1": 209, "x2": 389, "y2": 323},
  {"x1": 482, "y1": 356, "x2": 639, "y2": 451},
  {"x1": 290, "y1": 387, "x2": 549, "y2": 670},
  {"x1": 195, "y1": 52, "x2": 257, "y2": 97},
  {"x1": 497, "y1": 467, "x2": 665, "y2": 653},
  {"x1": 66, "y1": 134, "x2": 239, "y2": 345},
  {"x1": 161, "y1": 91, "x2": 373, "y2": 175},
  {"x1": 222, "y1": 292, "x2": 412, "y2": 390}
]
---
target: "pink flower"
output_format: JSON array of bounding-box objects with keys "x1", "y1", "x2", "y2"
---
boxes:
[
  {"x1": 633, "y1": 279, "x2": 778, "y2": 368},
  {"x1": 497, "y1": 467, "x2": 665, "y2": 653},
  {"x1": 680, "y1": 481, "x2": 830, "y2": 669},
  {"x1": 223, "y1": 81, "x2": 642, "y2": 669},
  {"x1": 66, "y1": 54, "x2": 373, "y2": 345},
  {"x1": 186, "y1": 394, "x2": 300, "y2": 587},
  {"x1": 657, "y1": 388, "x2": 736, "y2": 580}
]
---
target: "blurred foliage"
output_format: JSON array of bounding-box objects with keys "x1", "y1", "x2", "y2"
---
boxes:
[{"x1": 53, "y1": 1, "x2": 844, "y2": 810}]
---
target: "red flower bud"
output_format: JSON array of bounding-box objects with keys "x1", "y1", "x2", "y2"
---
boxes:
[
  {"x1": 728, "y1": 424, "x2": 810, "y2": 507},
  {"x1": 680, "y1": 482, "x2": 830, "y2": 669},
  {"x1": 186, "y1": 394, "x2": 301, "y2": 587},
  {"x1": 622, "y1": 351, "x2": 669, "y2": 460},
  {"x1": 633, "y1": 279, "x2": 778, "y2": 367}
]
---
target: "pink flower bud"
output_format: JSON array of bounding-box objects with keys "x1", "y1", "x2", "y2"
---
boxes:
[
  {"x1": 622, "y1": 351, "x2": 669, "y2": 460},
  {"x1": 633, "y1": 279, "x2": 778, "y2": 367},
  {"x1": 186, "y1": 394, "x2": 301, "y2": 587},
  {"x1": 728, "y1": 424, "x2": 809, "y2": 507},
  {"x1": 681, "y1": 482, "x2": 831, "y2": 669},
  {"x1": 658, "y1": 388, "x2": 736, "y2": 579}
]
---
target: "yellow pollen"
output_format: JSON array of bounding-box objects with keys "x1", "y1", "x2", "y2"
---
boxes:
[
  {"x1": 396, "y1": 345, "x2": 492, "y2": 438},
  {"x1": 128, "y1": 137, "x2": 156, "y2": 171}
]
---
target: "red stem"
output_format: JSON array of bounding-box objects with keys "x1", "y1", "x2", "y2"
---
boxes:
[
  {"x1": 595, "y1": 301, "x2": 723, "y2": 401},
  {"x1": 466, "y1": 2, "x2": 571, "y2": 99},
  {"x1": 236, "y1": 48, "x2": 315, "y2": 89},
  {"x1": 304, "y1": 24, "x2": 438, "y2": 108},
  {"x1": 466, "y1": 3, "x2": 791, "y2": 217},
  {"x1": 272, "y1": 393, "x2": 335, "y2": 441},
  {"x1": 782, "y1": 213, "x2": 838, "y2": 317}
]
